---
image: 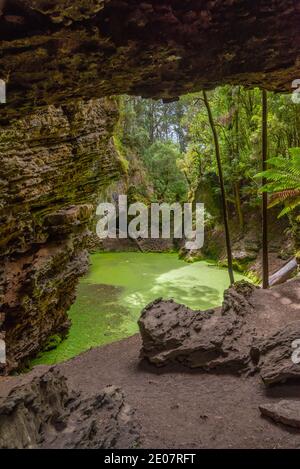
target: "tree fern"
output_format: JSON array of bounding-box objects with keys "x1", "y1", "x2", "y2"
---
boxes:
[{"x1": 256, "y1": 148, "x2": 300, "y2": 218}]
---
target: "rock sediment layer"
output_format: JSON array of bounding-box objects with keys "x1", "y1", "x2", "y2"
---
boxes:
[{"x1": 0, "y1": 98, "x2": 122, "y2": 371}]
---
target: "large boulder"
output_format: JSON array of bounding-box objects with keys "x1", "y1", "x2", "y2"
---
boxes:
[
  {"x1": 138, "y1": 281, "x2": 259, "y2": 373},
  {"x1": 0, "y1": 368, "x2": 140, "y2": 449},
  {"x1": 251, "y1": 321, "x2": 300, "y2": 385},
  {"x1": 139, "y1": 280, "x2": 300, "y2": 384}
]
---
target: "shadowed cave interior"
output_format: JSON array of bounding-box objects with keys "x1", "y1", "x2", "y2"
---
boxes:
[{"x1": 0, "y1": 0, "x2": 300, "y2": 450}]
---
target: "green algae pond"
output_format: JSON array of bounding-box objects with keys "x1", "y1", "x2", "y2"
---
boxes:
[{"x1": 31, "y1": 252, "x2": 247, "y2": 366}]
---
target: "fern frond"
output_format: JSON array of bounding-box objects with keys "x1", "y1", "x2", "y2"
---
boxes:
[
  {"x1": 278, "y1": 197, "x2": 300, "y2": 218},
  {"x1": 272, "y1": 189, "x2": 300, "y2": 201},
  {"x1": 256, "y1": 148, "x2": 300, "y2": 218}
]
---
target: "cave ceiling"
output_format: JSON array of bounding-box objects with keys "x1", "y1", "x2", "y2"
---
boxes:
[{"x1": 0, "y1": 0, "x2": 300, "y2": 123}]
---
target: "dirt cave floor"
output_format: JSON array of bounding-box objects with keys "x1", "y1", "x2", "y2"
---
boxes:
[
  {"x1": 1, "y1": 279, "x2": 300, "y2": 449},
  {"x1": 57, "y1": 279, "x2": 300, "y2": 449}
]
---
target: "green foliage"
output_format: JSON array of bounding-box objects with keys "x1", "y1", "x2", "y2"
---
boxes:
[
  {"x1": 179, "y1": 87, "x2": 264, "y2": 217},
  {"x1": 257, "y1": 148, "x2": 300, "y2": 218},
  {"x1": 43, "y1": 334, "x2": 64, "y2": 352},
  {"x1": 143, "y1": 141, "x2": 187, "y2": 202},
  {"x1": 115, "y1": 89, "x2": 300, "y2": 228},
  {"x1": 179, "y1": 87, "x2": 300, "y2": 225},
  {"x1": 115, "y1": 96, "x2": 188, "y2": 203},
  {"x1": 113, "y1": 134, "x2": 129, "y2": 173}
]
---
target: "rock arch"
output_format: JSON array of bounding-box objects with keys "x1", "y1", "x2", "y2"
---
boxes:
[{"x1": 0, "y1": 0, "x2": 300, "y2": 371}]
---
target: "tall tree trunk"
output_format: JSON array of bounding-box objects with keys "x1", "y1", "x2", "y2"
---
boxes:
[
  {"x1": 148, "y1": 102, "x2": 155, "y2": 144},
  {"x1": 233, "y1": 88, "x2": 244, "y2": 230},
  {"x1": 234, "y1": 181, "x2": 244, "y2": 230},
  {"x1": 203, "y1": 90, "x2": 235, "y2": 285},
  {"x1": 262, "y1": 89, "x2": 269, "y2": 289}
]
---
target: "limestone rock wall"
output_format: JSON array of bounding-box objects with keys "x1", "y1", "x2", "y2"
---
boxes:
[{"x1": 0, "y1": 98, "x2": 122, "y2": 372}]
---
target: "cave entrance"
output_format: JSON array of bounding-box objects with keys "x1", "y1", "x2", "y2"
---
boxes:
[
  {"x1": 28, "y1": 86, "x2": 299, "y2": 367},
  {"x1": 1, "y1": 0, "x2": 300, "y2": 373}
]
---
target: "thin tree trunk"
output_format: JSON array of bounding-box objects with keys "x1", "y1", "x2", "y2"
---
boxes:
[
  {"x1": 262, "y1": 89, "x2": 269, "y2": 289},
  {"x1": 234, "y1": 181, "x2": 244, "y2": 230},
  {"x1": 203, "y1": 90, "x2": 235, "y2": 285},
  {"x1": 233, "y1": 92, "x2": 244, "y2": 230}
]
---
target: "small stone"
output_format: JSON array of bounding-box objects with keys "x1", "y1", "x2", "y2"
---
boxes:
[
  {"x1": 170, "y1": 404, "x2": 180, "y2": 410},
  {"x1": 259, "y1": 401, "x2": 300, "y2": 429}
]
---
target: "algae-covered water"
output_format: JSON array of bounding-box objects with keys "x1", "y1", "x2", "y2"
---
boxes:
[{"x1": 31, "y1": 252, "x2": 246, "y2": 366}]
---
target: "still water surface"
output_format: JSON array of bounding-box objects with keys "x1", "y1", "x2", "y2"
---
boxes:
[{"x1": 31, "y1": 252, "x2": 246, "y2": 366}]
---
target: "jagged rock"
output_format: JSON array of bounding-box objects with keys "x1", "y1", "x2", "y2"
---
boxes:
[
  {"x1": 44, "y1": 205, "x2": 94, "y2": 236},
  {"x1": 222, "y1": 280, "x2": 256, "y2": 314},
  {"x1": 1, "y1": 1, "x2": 300, "y2": 123},
  {"x1": 251, "y1": 321, "x2": 300, "y2": 386},
  {"x1": 44, "y1": 385, "x2": 140, "y2": 450},
  {"x1": 138, "y1": 281, "x2": 258, "y2": 372},
  {"x1": 0, "y1": 368, "x2": 70, "y2": 448},
  {"x1": 139, "y1": 279, "x2": 300, "y2": 382},
  {"x1": 0, "y1": 98, "x2": 123, "y2": 372},
  {"x1": 259, "y1": 401, "x2": 300, "y2": 429},
  {"x1": 0, "y1": 369, "x2": 140, "y2": 449},
  {"x1": 2, "y1": 239, "x2": 89, "y2": 371}
]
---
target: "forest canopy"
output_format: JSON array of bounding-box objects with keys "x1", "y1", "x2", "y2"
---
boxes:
[{"x1": 115, "y1": 87, "x2": 300, "y2": 240}]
